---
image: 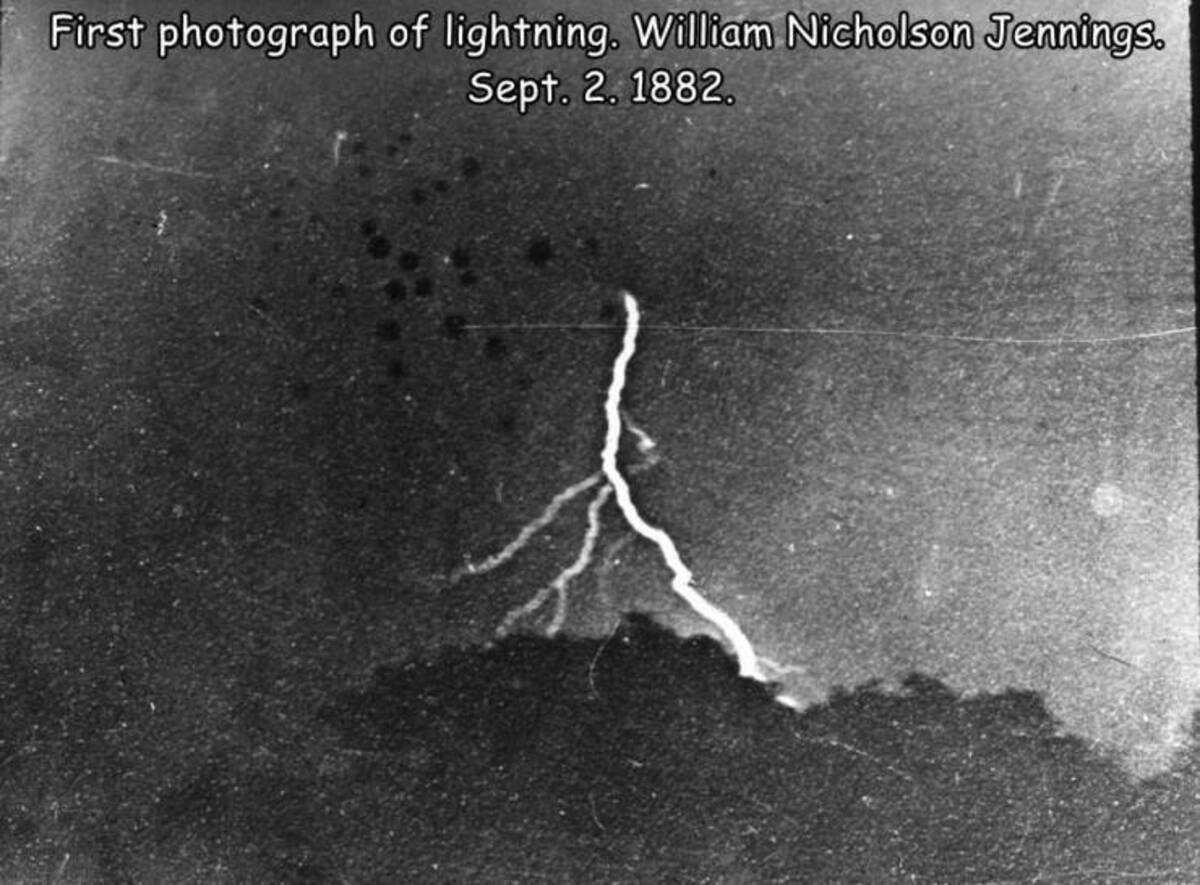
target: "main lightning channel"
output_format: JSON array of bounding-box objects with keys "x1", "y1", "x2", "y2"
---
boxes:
[{"x1": 601, "y1": 291, "x2": 769, "y2": 682}]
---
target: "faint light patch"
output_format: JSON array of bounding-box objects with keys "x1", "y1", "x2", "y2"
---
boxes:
[
  {"x1": 914, "y1": 540, "x2": 945, "y2": 610},
  {"x1": 1090, "y1": 481, "x2": 1125, "y2": 518}
]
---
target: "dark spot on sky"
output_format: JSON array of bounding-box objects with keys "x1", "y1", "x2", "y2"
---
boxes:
[
  {"x1": 527, "y1": 237, "x2": 554, "y2": 267},
  {"x1": 483, "y1": 336, "x2": 507, "y2": 361},
  {"x1": 366, "y1": 235, "x2": 391, "y2": 259},
  {"x1": 531, "y1": 348, "x2": 547, "y2": 363},
  {"x1": 249, "y1": 297, "x2": 269, "y2": 314},
  {"x1": 398, "y1": 251, "x2": 421, "y2": 271},
  {"x1": 461, "y1": 156, "x2": 482, "y2": 178},
  {"x1": 360, "y1": 218, "x2": 378, "y2": 238},
  {"x1": 414, "y1": 277, "x2": 434, "y2": 297},
  {"x1": 387, "y1": 357, "x2": 406, "y2": 379},
  {"x1": 434, "y1": 180, "x2": 449, "y2": 194},
  {"x1": 411, "y1": 188, "x2": 427, "y2": 205},
  {"x1": 598, "y1": 302, "x2": 619, "y2": 322},
  {"x1": 385, "y1": 144, "x2": 399, "y2": 157},
  {"x1": 330, "y1": 283, "x2": 347, "y2": 299},
  {"x1": 584, "y1": 236, "x2": 600, "y2": 256},
  {"x1": 351, "y1": 139, "x2": 368, "y2": 156},
  {"x1": 270, "y1": 242, "x2": 281, "y2": 254},
  {"x1": 460, "y1": 271, "x2": 478, "y2": 287},
  {"x1": 497, "y1": 413, "x2": 516, "y2": 434},
  {"x1": 450, "y1": 247, "x2": 471, "y2": 268},
  {"x1": 384, "y1": 279, "x2": 406, "y2": 301},
  {"x1": 286, "y1": 177, "x2": 298, "y2": 189},
  {"x1": 306, "y1": 272, "x2": 318, "y2": 285},
  {"x1": 397, "y1": 133, "x2": 413, "y2": 146},
  {"x1": 376, "y1": 319, "x2": 401, "y2": 341},
  {"x1": 356, "y1": 165, "x2": 374, "y2": 178},
  {"x1": 113, "y1": 136, "x2": 132, "y2": 159},
  {"x1": 516, "y1": 375, "x2": 533, "y2": 391},
  {"x1": 268, "y1": 207, "x2": 283, "y2": 219},
  {"x1": 708, "y1": 167, "x2": 718, "y2": 179},
  {"x1": 442, "y1": 314, "x2": 468, "y2": 340},
  {"x1": 291, "y1": 380, "x2": 312, "y2": 401}
]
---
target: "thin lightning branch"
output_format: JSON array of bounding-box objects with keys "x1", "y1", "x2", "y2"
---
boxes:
[
  {"x1": 494, "y1": 574, "x2": 557, "y2": 638},
  {"x1": 621, "y1": 410, "x2": 656, "y2": 453},
  {"x1": 450, "y1": 472, "x2": 602, "y2": 583},
  {"x1": 496, "y1": 483, "x2": 612, "y2": 638},
  {"x1": 458, "y1": 432, "x2": 646, "y2": 637},
  {"x1": 621, "y1": 410, "x2": 660, "y2": 472},
  {"x1": 457, "y1": 440, "x2": 636, "y2": 635},
  {"x1": 601, "y1": 291, "x2": 768, "y2": 683},
  {"x1": 546, "y1": 484, "x2": 611, "y2": 636}
]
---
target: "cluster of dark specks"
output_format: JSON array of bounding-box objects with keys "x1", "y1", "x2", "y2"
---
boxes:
[
  {"x1": 332, "y1": 144, "x2": 488, "y2": 382},
  {"x1": 277, "y1": 138, "x2": 587, "y2": 405},
  {"x1": 343, "y1": 147, "x2": 568, "y2": 377}
]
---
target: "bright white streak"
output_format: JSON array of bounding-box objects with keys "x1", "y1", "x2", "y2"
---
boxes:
[
  {"x1": 545, "y1": 483, "x2": 612, "y2": 635},
  {"x1": 601, "y1": 291, "x2": 768, "y2": 682}
]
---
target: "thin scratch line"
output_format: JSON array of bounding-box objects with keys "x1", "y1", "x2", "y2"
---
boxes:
[
  {"x1": 1084, "y1": 643, "x2": 1137, "y2": 670},
  {"x1": 794, "y1": 732, "x2": 915, "y2": 782},
  {"x1": 459, "y1": 323, "x2": 1195, "y2": 345},
  {"x1": 93, "y1": 155, "x2": 219, "y2": 179}
]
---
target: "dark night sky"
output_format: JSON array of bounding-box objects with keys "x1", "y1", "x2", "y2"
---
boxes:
[{"x1": 0, "y1": 0, "x2": 1194, "y2": 831}]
